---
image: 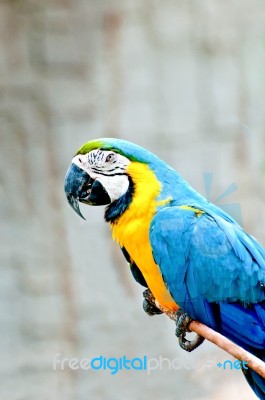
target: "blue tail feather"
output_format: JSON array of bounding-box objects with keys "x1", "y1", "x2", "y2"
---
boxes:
[{"x1": 220, "y1": 302, "x2": 265, "y2": 399}]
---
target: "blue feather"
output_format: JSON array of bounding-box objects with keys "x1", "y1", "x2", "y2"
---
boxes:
[{"x1": 150, "y1": 206, "x2": 265, "y2": 399}]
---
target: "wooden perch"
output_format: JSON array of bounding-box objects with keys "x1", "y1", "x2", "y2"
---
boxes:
[{"x1": 148, "y1": 292, "x2": 265, "y2": 379}]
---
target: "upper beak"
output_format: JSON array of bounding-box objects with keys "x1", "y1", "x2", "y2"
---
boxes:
[
  {"x1": 64, "y1": 163, "x2": 111, "y2": 219},
  {"x1": 64, "y1": 163, "x2": 88, "y2": 219}
]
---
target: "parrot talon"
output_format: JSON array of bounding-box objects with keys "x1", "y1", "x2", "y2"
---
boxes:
[
  {"x1": 175, "y1": 310, "x2": 204, "y2": 352},
  {"x1": 142, "y1": 289, "x2": 163, "y2": 316}
]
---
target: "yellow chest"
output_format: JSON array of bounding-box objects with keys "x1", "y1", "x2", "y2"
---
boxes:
[{"x1": 110, "y1": 162, "x2": 178, "y2": 311}]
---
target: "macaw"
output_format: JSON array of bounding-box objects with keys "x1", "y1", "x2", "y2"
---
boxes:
[{"x1": 64, "y1": 138, "x2": 265, "y2": 399}]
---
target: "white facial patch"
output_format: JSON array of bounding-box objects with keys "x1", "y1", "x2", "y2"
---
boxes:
[
  {"x1": 94, "y1": 174, "x2": 130, "y2": 202},
  {"x1": 72, "y1": 150, "x2": 131, "y2": 202}
]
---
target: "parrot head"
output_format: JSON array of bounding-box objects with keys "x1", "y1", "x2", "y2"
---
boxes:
[{"x1": 64, "y1": 138, "x2": 166, "y2": 220}]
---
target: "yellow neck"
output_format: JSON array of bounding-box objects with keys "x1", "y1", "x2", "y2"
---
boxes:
[{"x1": 110, "y1": 162, "x2": 178, "y2": 311}]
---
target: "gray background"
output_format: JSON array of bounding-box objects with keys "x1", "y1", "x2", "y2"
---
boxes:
[{"x1": 1, "y1": 1, "x2": 265, "y2": 399}]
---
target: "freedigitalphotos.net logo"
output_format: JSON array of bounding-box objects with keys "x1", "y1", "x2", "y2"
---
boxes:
[
  {"x1": 203, "y1": 172, "x2": 243, "y2": 226},
  {"x1": 159, "y1": 172, "x2": 243, "y2": 236},
  {"x1": 217, "y1": 360, "x2": 248, "y2": 370},
  {"x1": 53, "y1": 354, "x2": 247, "y2": 375},
  {"x1": 53, "y1": 354, "x2": 147, "y2": 375}
]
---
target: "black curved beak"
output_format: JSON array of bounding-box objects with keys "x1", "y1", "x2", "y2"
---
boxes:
[{"x1": 64, "y1": 163, "x2": 111, "y2": 220}]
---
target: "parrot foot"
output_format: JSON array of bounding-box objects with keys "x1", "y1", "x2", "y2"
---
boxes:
[
  {"x1": 175, "y1": 310, "x2": 204, "y2": 352},
  {"x1": 142, "y1": 289, "x2": 163, "y2": 316}
]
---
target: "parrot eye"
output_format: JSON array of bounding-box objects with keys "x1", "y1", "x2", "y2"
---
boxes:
[{"x1": 105, "y1": 153, "x2": 115, "y2": 163}]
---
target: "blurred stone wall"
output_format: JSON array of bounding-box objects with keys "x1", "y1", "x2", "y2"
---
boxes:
[{"x1": 0, "y1": 1, "x2": 265, "y2": 399}]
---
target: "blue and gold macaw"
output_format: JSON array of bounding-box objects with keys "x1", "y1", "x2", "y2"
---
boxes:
[{"x1": 64, "y1": 138, "x2": 265, "y2": 399}]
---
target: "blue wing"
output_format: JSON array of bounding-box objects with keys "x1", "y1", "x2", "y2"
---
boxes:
[
  {"x1": 150, "y1": 206, "x2": 265, "y2": 346},
  {"x1": 150, "y1": 205, "x2": 265, "y2": 397}
]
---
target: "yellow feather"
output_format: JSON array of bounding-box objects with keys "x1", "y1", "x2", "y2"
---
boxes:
[
  {"x1": 110, "y1": 162, "x2": 178, "y2": 311},
  {"x1": 179, "y1": 205, "x2": 205, "y2": 217}
]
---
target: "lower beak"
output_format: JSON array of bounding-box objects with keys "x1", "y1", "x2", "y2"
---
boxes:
[{"x1": 64, "y1": 163, "x2": 111, "y2": 219}]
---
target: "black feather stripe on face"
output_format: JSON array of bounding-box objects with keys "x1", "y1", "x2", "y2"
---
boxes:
[
  {"x1": 104, "y1": 176, "x2": 134, "y2": 223},
  {"x1": 87, "y1": 149, "x2": 128, "y2": 176}
]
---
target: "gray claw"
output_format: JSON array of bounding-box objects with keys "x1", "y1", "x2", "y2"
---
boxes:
[
  {"x1": 142, "y1": 289, "x2": 163, "y2": 316},
  {"x1": 175, "y1": 310, "x2": 204, "y2": 352}
]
